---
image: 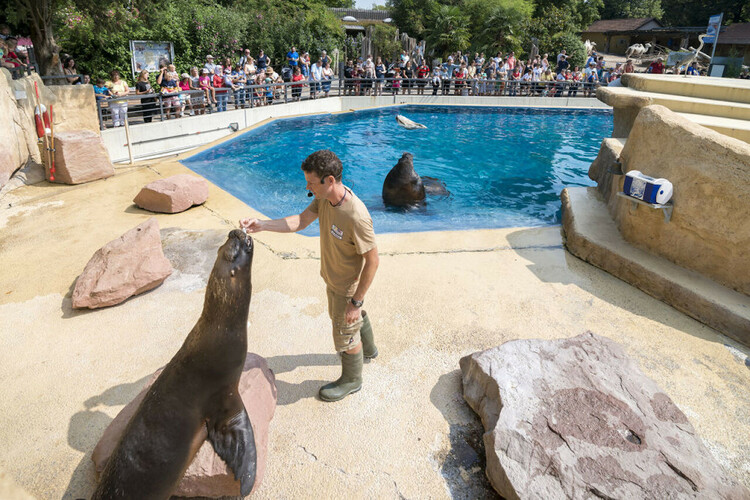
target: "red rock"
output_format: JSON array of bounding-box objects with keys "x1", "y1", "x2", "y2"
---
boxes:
[
  {"x1": 51, "y1": 130, "x2": 115, "y2": 184},
  {"x1": 72, "y1": 218, "x2": 172, "y2": 309},
  {"x1": 92, "y1": 353, "x2": 277, "y2": 497},
  {"x1": 133, "y1": 174, "x2": 209, "y2": 214}
]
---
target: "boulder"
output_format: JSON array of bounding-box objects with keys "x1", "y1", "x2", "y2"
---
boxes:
[
  {"x1": 587, "y1": 138, "x2": 625, "y2": 207},
  {"x1": 614, "y1": 105, "x2": 750, "y2": 296},
  {"x1": 460, "y1": 332, "x2": 749, "y2": 500},
  {"x1": 92, "y1": 353, "x2": 277, "y2": 497},
  {"x1": 133, "y1": 174, "x2": 210, "y2": 214},
  {"x1": 72, "y1": 218, "x2": 172, "y2": 309},
  {"x1": 51, "y1": 129, "x2": 114, "y2": 184}
]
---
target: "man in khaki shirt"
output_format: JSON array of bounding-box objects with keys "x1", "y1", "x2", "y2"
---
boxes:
[{"x1": 240, "y1": 150, "x2": 379, "y2": 402}]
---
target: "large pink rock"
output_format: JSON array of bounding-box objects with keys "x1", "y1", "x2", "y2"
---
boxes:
[
  {"x1": 133, "y1": 174, "x2": 209, "y2": 213},
  {"x1": 461, "y1": 332, "x2": 749, "y2": 499},
  {"x1": 51, "y1": 130, "x2": 115, "y2": 184},
  {"x1": 92, "y1": 353, "x2": 277, "y2": 497},
  {"x1": 72, "y1": 218, "x2": 172, "y2": 309}
]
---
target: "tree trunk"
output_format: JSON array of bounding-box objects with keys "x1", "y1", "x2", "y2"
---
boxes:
[{"x1": 17, "y1": 0, "x2": 65, "y2": 81}]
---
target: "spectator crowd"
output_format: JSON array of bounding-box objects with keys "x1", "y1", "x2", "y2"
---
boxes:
[{"x1": 7, "y1": 18, "x2": 742, "y2": 129}]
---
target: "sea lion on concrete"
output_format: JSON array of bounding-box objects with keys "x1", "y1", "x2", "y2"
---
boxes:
[
  {"x1": 396, "y1": 114, "x2": 427, "y2": 129},
  {"x1": 92, "y1": 229, "x2": 257, "y2": 500},
  {"x1": 383, "y1": 153, "x2": 449, "y2": 207}
]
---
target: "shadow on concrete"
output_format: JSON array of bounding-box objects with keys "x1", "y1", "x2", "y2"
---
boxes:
[
  {"x1": 430, "y1": 370, "x2": 501, "y2": 500},
  {"x1": 505, "y1": 226, "x2": 734, "y2": 346},
  {"x1": 265, "y1": 353, "x2": 341, "y2": 405},
  {"x1": 62, "y1": 373, "x2": 152, "y2": 499},
  {"x1": 60, "y1": 278, "x2": 162, "y2": 319},
  {"x1": 124, "y1": 204, "x2": 150, "y2": 215}
]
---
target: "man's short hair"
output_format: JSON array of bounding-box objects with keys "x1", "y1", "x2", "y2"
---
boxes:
[{"x1": 301, "y1": 150, "x2": 343, "y2": 182}]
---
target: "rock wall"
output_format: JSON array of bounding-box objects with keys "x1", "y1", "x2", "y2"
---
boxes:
[
  {"x1": 0, "y1": 70, "x2": 99, "y2": 189},
  {"x1": 610, "y1": 105, "x2": 750, "y2": 296}
]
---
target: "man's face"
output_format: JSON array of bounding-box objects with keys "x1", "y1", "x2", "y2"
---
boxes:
[{"x1": 304, "y1": 172, "x2": 329, "y2": 199}]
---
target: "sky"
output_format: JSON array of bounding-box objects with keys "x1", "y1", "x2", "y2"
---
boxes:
[{"x1": 355, "y1": 0, "x2": 381, "y2": 8}]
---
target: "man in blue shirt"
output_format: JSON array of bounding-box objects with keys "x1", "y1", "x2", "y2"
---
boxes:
[{"x1": 287, "y1": 46, "x2": 299, "y2": 67}]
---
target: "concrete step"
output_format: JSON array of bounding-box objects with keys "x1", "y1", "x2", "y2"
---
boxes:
[
  {"x1": 677, "y1": 113, "x2": 750, "y2": 144},
  {"x1": 622, "y1": 74, "x2": 750, "y2": 105},
  {"x1": 560, "y1": 186, "x2": 750, "y2": 347},
  {"x1": 599, "y1": 85, "x2": 750, "y2": 122}
]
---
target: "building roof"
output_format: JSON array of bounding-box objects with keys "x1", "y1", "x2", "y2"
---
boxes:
[
  {"x1": 585, "y1": 18, "x2": 661, "y2": 33},
  {"x1": 329, "y1": 8, "x2": 391, "y2": 21},
  {"x1": 719, "y1": 23, "x2": 750, "y2": 45}
]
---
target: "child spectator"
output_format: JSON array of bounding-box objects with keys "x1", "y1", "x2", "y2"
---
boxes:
[
  {"x1": 431, "y1": 67, "x2": 441, "y2": 95},
  {"x1": 93, "y1": 78, "x2": 111, "y2": 100},
  {"x1": 198, "y1": 68, "x2": 216, "y2": 104}
]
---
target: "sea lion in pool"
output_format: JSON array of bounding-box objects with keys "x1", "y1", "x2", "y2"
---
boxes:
[
  {"x1": 93, "y1": 229, "x2": 256, "y2": 500},
  {"x1": 383, "y1": 152, "x2": 449, "y2": 207},
  {"x1": 396, "y1": 114, "x2": 427, "y2": 129}
]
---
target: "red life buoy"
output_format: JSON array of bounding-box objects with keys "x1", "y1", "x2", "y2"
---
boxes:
[{"x1": 34, "y1": 104, "x2": 46, "y2": 138}]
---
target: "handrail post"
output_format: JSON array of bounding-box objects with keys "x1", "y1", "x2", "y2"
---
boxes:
[
  {"x1": 97, "y1": 100, "x2": 105, "y2": 130},
  {"x1": 284, "y1": 83, "x2": 288, "y2": 104},
  {"x1": 123, "y1": 112, "x2": 134, "y2": 165},
  {"x1": 158, "y1": 94, "x2": 165, "y2": 121}
]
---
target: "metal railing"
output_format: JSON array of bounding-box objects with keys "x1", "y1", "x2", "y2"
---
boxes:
[
  {"x1": 95, "y1": 77, "x2": 603, "y2": 130},
  {"x1": 342, "y1": 77, "x2": 602, "y2": 97},
  {"x1": 95, "y1": 79, "x2": 344, "y2": 130}
]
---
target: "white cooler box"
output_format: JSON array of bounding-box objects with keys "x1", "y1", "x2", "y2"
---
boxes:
[{"x1": 623, "y1": 170, "x2": 673, "y2": 204}]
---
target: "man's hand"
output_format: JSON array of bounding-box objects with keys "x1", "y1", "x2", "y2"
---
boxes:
[
  {"x1": 345, "y1": 302, "x2": 361, "y2": 325},
  {"x1": 239, "y1": 218, "x2": 264, "y2": 233}
]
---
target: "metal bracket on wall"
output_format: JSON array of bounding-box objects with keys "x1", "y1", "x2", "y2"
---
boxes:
[{"x1": 617, "y1": 192, "x2": 673, "y2": 223}]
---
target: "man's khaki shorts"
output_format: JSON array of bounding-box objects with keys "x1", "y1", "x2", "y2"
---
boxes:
[{"x1": 326, "y1": 287, "x2": 362, "y2": 352}]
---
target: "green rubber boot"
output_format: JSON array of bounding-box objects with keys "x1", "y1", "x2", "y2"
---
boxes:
[
  {"x1": 319, "y1": 350, "x2": 363, "y2": 402},
  {"x1": 360, "y1": 310, "x2": 378, "y2": 359}
]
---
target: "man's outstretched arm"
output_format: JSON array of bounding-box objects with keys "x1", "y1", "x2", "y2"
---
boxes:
[{"x1": 240, "y1": 208, "x2": 317, "y2": 234}]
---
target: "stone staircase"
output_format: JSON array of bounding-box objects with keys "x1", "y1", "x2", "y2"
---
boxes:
[{"x1": 598, "y1": 74, "x2": 750, "y2": 143}]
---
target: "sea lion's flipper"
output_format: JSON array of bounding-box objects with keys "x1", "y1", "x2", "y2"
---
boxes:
[
  {"x1": 422, "y1": 177, "x2": 450, "y2": 197},
  {"x1": 208, "y1": 400, "x2": 257, "y2": 496}
]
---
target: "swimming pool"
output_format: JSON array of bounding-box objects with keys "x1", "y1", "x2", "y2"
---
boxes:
[{"x1": 182, "y1": 105, "x2": 612, "y2": 235}]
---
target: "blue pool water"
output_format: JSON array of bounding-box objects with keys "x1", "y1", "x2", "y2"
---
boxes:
[{"x1": 182, "y1": 105, "x2": 612, "y2": 235}]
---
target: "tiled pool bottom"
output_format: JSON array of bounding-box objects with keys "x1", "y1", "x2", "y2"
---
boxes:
[{"x1": 181, "y1": 105, "x2": 612, "y2": 235}]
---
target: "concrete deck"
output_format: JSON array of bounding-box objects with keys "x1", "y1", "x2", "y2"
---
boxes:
[{"x1": 1, "y1": 151, "x2": 749, "y2": 498}]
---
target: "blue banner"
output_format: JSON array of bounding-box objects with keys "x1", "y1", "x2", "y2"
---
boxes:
[{"x1": 704, "y1": 14, "x2": 722, "y2": 43}]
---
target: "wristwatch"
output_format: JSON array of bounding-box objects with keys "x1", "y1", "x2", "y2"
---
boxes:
[{"x1": 349, "y1": 298, "x2": 364, "y2": 308}]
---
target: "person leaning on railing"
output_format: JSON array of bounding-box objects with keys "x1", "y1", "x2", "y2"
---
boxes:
[
  {"x1": 291, "y1": 66, "x2": 305, "y2": 101},
  {"x1": 135, "y1": 69, "x2": 157, "y2": 123},
  {"x1": 0, "y1": 39, "x2": 16, "y2": 72},
  {"x1": 157, "y1": 65, "x2": 181, "y2": 119},
  {"x1": 108, "y1": 70, "x2": 129, "y2": 127},
  {"x1": 321, "y1": 61, "x2": 334, "y2": 98},
  {"x1": 63, "y1": 57, "x2": 81, "y2": 84}
]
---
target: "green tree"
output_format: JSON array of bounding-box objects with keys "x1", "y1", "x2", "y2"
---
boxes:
[
  {"x1": 386, "y1": 0, "x2": 437, "y2": 39},
  {"x1": 474, "y1": 4, "x2": 530, "y2": 56},
  {"x1": 533, "y1": 0, "x2": 602, "y2": 32},
  {"x1": 660, "y1": 0, "x2": 749, "y2": 26},
  {"x1": 370, "y1": 24, "x2": 401, "y2": 61},
  {"x1": 424, "y1": 4, "x2": 470, "y2": 57},
  {"x1": 599, "y1": 0, "x2": 663, "y2": 20},
  {"x1": 549, "y1": 32, "x2": 586, "y2": 68}
]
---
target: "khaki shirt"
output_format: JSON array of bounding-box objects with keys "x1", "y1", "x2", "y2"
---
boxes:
[{"x1": 308, "y1": 187, "x2": 376, "y2": 296}]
